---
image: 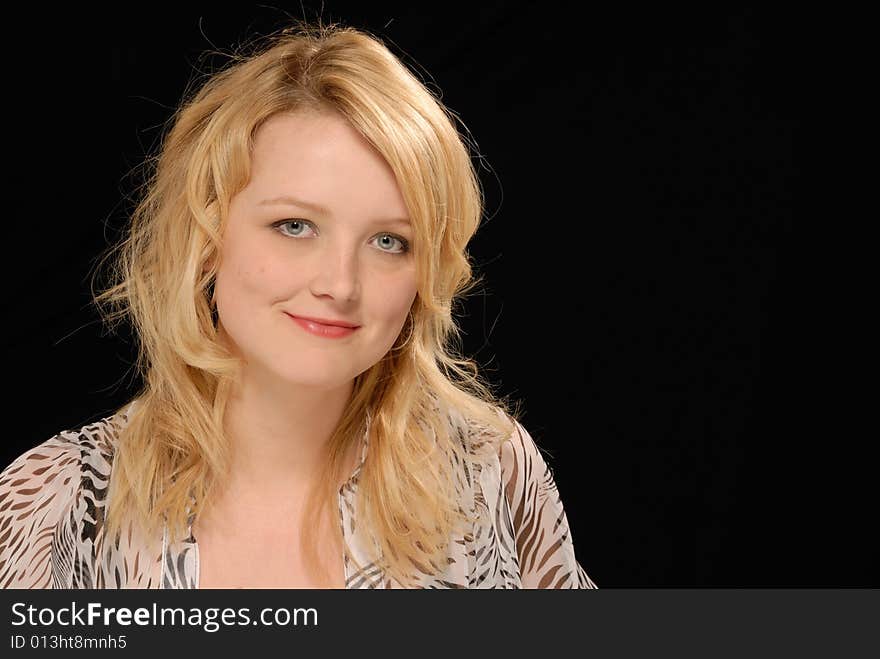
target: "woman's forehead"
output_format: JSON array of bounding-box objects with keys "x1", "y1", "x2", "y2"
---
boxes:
[{"x1": 242, "y1": 112, "x2": 411, "y2": 221}]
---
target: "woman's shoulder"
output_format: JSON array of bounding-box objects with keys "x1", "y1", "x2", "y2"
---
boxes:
[
  {"x1": 440, "y1": 399, "x2": 527, "y2": 461},
  {"x1": 0, "y1": 404, "x2": 135, "y2": 587},
  {"x1": 0, "y1": 405, "x2": 133, "y2": 583},
  {"x1": 443, "y1": 400, "x2": 556, "y2": 488},
  {"x1": 0, "y1": 403, "x2": 132, "y2": 483}
]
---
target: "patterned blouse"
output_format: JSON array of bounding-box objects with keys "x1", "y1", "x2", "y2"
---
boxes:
[{"x1": 0, "y1": 401, "x2": 597, "y2": 589}]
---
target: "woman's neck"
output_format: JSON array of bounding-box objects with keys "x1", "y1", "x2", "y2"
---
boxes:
[{"x1": 220, "y1": 368, "x2": 356, "y2": 494}]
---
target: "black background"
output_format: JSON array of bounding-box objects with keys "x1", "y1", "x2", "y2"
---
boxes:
[{"x1": 2, "y1": 4, "x2": 869, "y2": 586}]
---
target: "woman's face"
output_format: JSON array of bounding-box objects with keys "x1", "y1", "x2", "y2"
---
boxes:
[{"x1": 213, "y1": 110, "x2": 418, "y2": 391}]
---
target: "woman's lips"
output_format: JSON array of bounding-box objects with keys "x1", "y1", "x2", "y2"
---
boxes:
[{"x1": 286, "y1": 313, "x2": 359, "y2": 339}]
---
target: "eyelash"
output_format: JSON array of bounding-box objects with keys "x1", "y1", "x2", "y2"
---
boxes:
[{"x1": 271, "y1": 219, "x2": 410, "y2": 255}]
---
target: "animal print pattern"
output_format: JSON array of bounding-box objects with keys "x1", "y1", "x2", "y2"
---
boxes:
[{"x1": 1, "y1": 402, "x2": 597, "y2": 589}]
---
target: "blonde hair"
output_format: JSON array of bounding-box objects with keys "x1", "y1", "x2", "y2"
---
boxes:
[{"x1": 93, "y1": 19, "x2": 518, "y2": 587}]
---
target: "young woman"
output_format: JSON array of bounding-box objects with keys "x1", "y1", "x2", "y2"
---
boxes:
[{"x1": 0, "y1": 21, "x2": 597, "y2": 589}]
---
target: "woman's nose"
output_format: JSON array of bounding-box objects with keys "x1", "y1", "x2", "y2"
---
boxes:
[{"x1": 308, "y1": 242, "x2": 361, "y2": 302}]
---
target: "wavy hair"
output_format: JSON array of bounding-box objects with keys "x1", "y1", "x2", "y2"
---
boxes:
[{"x1": 93, "y1": 19, "x2": 518, "y2": 587}]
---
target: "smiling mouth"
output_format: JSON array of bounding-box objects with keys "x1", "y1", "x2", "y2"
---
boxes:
[{"x1": 285, "y1": 313, "x2": 360, "y2": 338}]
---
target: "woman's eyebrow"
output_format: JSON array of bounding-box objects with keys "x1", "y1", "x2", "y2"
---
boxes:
[
  {"x1": 259, "y1": 194, "x2": 411, "y2": 226},
  {"x1": 259, "y1": 194, "x2": 329, "y2": 213}
]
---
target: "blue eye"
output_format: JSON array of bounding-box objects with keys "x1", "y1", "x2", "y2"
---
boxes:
[
  {"x1": 372, "y1": 233, "x2": 409, "y2": 254},
  {"x1": 274, "y1": 219, "x2": 317, "y2": 238}
]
